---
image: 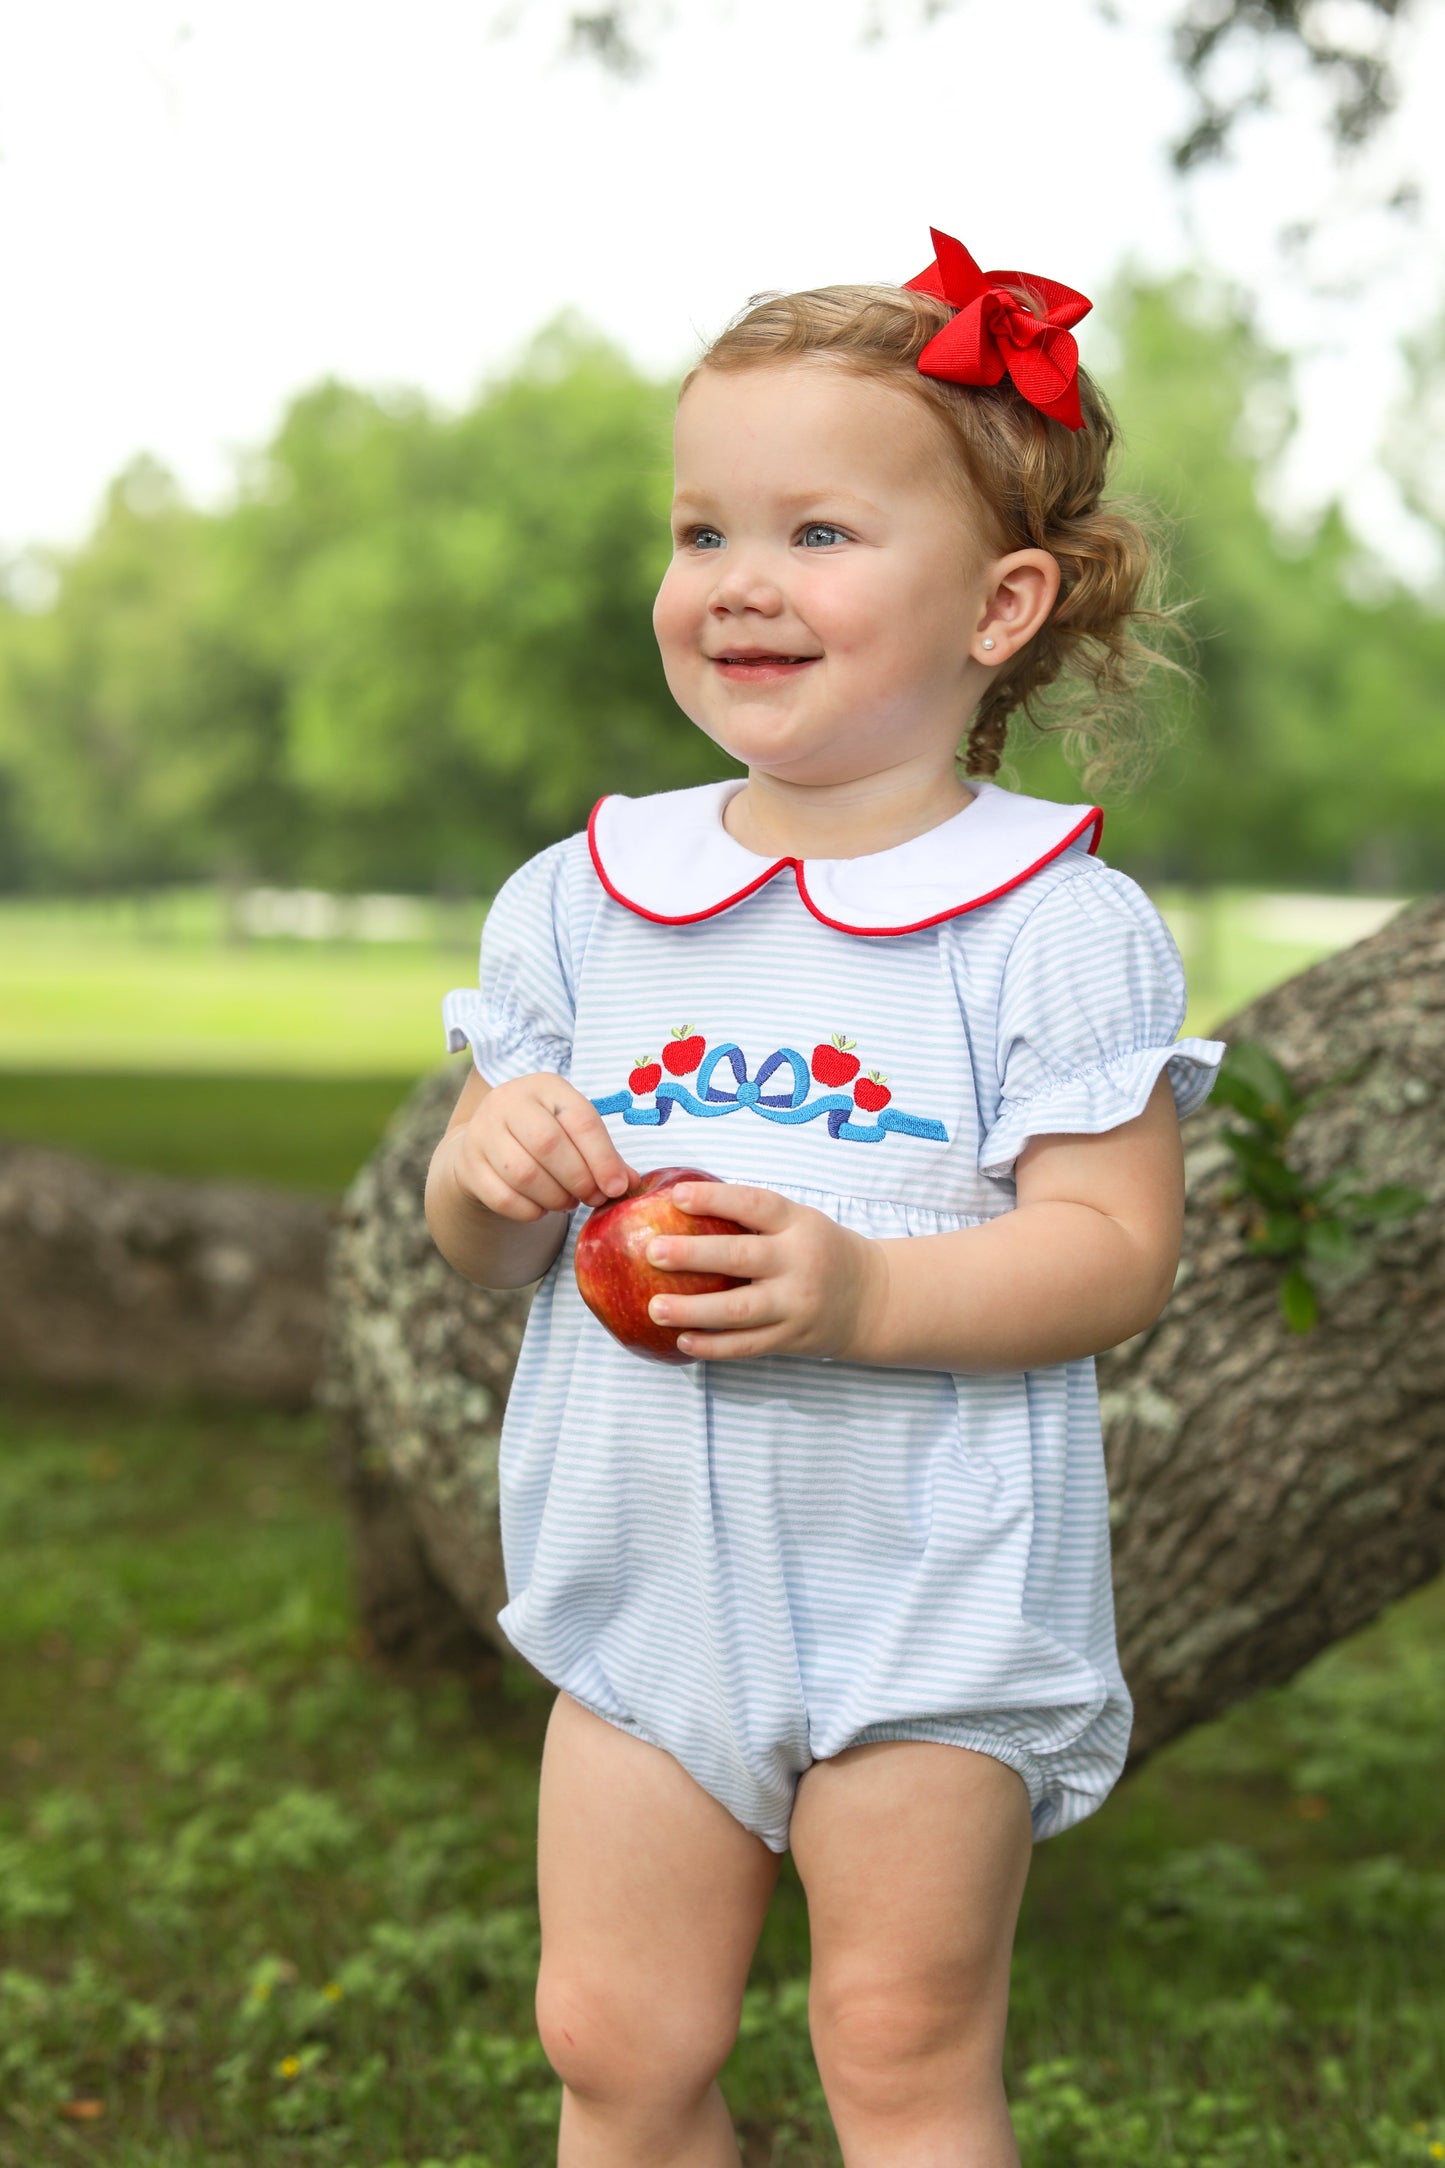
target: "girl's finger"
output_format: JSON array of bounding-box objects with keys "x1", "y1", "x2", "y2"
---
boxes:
[
  {"x1": 645, "y1": 1233, "x2": 770, "y2": 1279},
  {"x1": 554, "y1": 1093, "x2": 635, "y2": 1199},
  {"x1": 670, "y1": 1181, "x2": 792, "y2": 1231},
  {"x1": 510, "y1": 1107, "x2": 609, "y2": 1207},
  {"x1": 675, "y1": 1326, "x2": 782, "y2": 1362},
  {"x1": 648, "y1": 1283, "x2": 778, "y2": 1333},
  {"x1": 463, "y1": 1157, "x2": 548, "y2": 1223},
  {"x1": 486, "y1": 1136, "x2": 576, "y2": 1216}
]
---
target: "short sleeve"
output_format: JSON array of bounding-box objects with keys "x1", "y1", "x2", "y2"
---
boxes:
[
  {"x1": 440, "y1": 841, "x2": 575, "y2": 1085},
  {"x1": 977, "y1": 863, "x2": 1226, "y2": 1181}
]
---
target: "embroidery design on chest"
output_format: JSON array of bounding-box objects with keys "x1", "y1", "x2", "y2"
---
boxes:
[{"x1": 593, "y1": 1025, "x2": 949, "y2": 1145}]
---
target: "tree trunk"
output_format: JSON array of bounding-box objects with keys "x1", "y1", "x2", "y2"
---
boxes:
[
  {"x1": 323, "y1": 898, "x2": 1445, "y2": 1748},
  {"x1": 320, "y1": 1073, "x2": 541, "y2": 1677},
  {"x1": 0, "y1": 1143, "x2": 332, "y2": 1408},
  {"x1": 1104, "y1": 894, "x2": 1444, "y2": 1769}
]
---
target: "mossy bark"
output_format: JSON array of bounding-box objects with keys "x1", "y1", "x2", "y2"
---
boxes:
[
  {"x1": 1102, "y1": 894, "x2": 1444, "y2": 1768},
  {"x1": 0, "y1": 1143, "x2": 331, "y2": 1409}
]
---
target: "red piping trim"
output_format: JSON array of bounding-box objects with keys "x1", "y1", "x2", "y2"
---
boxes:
[
  {"x1": 586, "y1": 795, "x2": 1104, "y2": 938},
  {"x1": 587, "y1": 796, "x2": 787, "y2": 923}
]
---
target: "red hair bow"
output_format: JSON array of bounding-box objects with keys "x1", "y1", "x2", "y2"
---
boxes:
[{"x1": 903, "y1": 227, "x2": 1092, "y2": 432}]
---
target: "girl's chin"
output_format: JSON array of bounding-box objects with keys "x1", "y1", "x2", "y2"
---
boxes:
[
  {"x1": 702, "y1": 733, "x2": 835, "y2": 775},
  {"x1": 711, "y1": 742, "x2": 878, "y2": 790},
  {"x1": 683, "y1": 698, "x2": 901, "y2": 782}
]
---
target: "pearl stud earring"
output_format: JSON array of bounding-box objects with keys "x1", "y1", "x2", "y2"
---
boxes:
[{"x1": 981, "y1": 637, "x2": 996, "y2": 650}]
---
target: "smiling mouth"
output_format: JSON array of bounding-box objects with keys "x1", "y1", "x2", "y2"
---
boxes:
[{"x1": 711, "y1": 653, "x2": 819, "y2": 667}]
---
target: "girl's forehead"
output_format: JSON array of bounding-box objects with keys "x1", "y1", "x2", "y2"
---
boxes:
[{"x1": 673, "y1": 360, "x2": 945, "y2": 496}]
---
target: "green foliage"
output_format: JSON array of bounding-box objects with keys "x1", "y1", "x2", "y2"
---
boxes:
[
  {"x1": 2, "y1": 283, "x2": 1444, "y2": 899},
  {"x1": 1211, "y1": 1037, "x2": 1425, "y2": 1331},
  {"x1": 0, "y1": 316, "x2": 735, "y2": 899},
  {"x1": 1, "y1": 1387, "x2": 1442, "y2": 2164},
  {"x1": 1015, "y1": 275, "x2": 1445, "y2": 893},
  {"x1": 218, "y1": 319, "x2": 735, "y2": 890}
]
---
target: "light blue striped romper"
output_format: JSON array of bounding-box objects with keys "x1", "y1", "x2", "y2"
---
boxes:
[{"x1": 442, "y1": 776, "x2": 1226, "y2": 1848}]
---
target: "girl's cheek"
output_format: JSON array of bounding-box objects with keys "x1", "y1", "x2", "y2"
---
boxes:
[{"x1": 652, "y1": 566, "x2": 699, "y2": 652}]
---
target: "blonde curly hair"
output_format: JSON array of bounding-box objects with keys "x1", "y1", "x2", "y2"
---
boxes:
[{"x1": 679, "y1": 281, "x2": 1187, "y2": 792}]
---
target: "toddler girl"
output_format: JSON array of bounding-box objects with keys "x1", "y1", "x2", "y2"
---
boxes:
[{"x1": 427, "y1": 225, "x2": 1226, "y2": 2167}]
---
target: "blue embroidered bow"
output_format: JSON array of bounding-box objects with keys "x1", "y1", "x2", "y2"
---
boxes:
[{"x1": 593, "y1": 1043, "x2": 947, "y2": 1145}]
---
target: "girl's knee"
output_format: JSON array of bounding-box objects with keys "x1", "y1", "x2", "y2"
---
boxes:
[
  {"x1": 808, "y1": 1968, "x2": 1007, "y2": 2106},
  {"x1": 535, "y1": 1964, "x2": 739, "y2": 2105}
]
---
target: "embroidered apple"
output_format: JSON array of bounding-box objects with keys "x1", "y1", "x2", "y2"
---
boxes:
[
  {"x1": 853, "y1": 1070, "x2": 892, "y2": 1112},
  {"x1": 662, "y1": 1025, "x2": 706, "y2": 1076},
  {"x1": 574, "y1": 1166, "x2": 747, "y2": 1366},
  {"x1": 629, "y1": 1054, "x2": 662, "y2": 1093},
  {"x1": 811, "y1": 1033, "x2": 860, "y2": 1087}
]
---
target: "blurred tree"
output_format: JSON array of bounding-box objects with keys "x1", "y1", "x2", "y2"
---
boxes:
[
  {"x1": 219, "y1": 319, "x2": 736, "y2": 893},
  {"x1": 1010, "y1": 273, "x2": 1445, "y2": 892},
  {"x1": 510, "y1": 0, "x2": 1418, "y2": 170},
  {"x1": 0, "y1": 456, "x2": 302, "y2": 893},
  {"x1": 1165, "y1": 0, "x2": 1414, "y2": 171},
  {"x1": 1, "y1": 283, "x2": 1441, "y2": 898}
]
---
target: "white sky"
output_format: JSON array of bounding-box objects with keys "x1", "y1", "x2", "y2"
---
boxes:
[{"x1": 1, "y1": 0, "x2": 1442, "y2": 585}]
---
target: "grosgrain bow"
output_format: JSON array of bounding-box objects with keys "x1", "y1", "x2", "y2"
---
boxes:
[{"x1": 903, "y1": 226, "x2": 1092, "y2": 431}]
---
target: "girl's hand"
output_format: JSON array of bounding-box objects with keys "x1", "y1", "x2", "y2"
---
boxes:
[
  {"x1": 643, "y1": 1181, "x2": 887, "y2": 1362},
  {"x1": 452, "y1": 1072, "x2": 637, "y2": 1223}
]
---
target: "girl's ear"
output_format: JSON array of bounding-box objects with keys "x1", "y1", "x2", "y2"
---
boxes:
[{"x1": 972, "y1": 549, "x2": 1061, "y2": 665}]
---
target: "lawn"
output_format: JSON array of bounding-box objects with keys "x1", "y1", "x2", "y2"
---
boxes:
[
  {"x1": 0, "y1": 1073, "x2": 419, "y2": 1196},
  {"x1": 2, "y1": 1385, "x2": 1441, "y2": 2166},
  {"x1": 2, "y1": 877, "x2": 1439, "y2": 2164},
  {"x1": 0, "y1": 883, "x2": 1410, "y2": 1193},
  {"x1": 0, "y1": 883, "x2": 1409, "y2": 1080}
]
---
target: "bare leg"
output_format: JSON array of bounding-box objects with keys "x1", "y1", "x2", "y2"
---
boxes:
[
  {"x1": 790, "y1": 1738, "x2": 1033, "y2": 2167},
  {"x1": 534, "y1": 1691, "x2": 784, "y2": 2166}
]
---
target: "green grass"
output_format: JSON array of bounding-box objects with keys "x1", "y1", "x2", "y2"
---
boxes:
[
  {"x1": 0, "y1": 884, "x2": 1412, "y2": 1078},
  {"x1": 2, "y1": 1385, "x2": 1442, "y2": 2167},
  {"x1": 1, "y1": 879, "x2": 1436, "y2": 2161},
  {"x1": 0, "y1": 885, "x2": 1411, "y2": 1195},
  {"x1": 0, "y1": 937, "x2": 466, "y2": 1080},
  {"x1": 0, "y1": 1073, "x2": 424, "y2": 1195}
]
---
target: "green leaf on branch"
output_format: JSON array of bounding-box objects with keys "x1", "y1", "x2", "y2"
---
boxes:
[
  {"x1": 1346, "y1": 1183, "x2": 1428, "y2": 1224},
  {"x1": 1302, "y1": 1218, "x2": 1363, "y2": 1274},
  {"x1": 1214, "y1": 1037, "x2": 1426, "y2": 1335},
  {"x1": 1279, "y1": 1266, "x2": 1319, "y2": 1333},
  {"x1": 1245, "y1": 1210, "x2": 1305, "y2": 1257},
  {"x1": 1215, "y1": 1040, "x2": 1299, "y2": 1124},
  {"x1": 1223, "y1": 1128, "x2": 1305, "y2": 1203}
]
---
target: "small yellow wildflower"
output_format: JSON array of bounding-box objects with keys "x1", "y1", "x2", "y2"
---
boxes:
[
  {"x1": 1412, "y1": 2126, "x2": 1427, "y2": 2138},
  {"x1": 276, "y1": 2056, "x2": 301, "y2": 2080},
  {"x1": 322, "y1": 1982, "x2": 343, "y2": 2002},
  {"x1": 1429, "y1": 2143, "x2": 1443, "y2": 2160}
]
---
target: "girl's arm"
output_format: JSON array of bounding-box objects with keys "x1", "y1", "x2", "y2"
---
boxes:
[
  {"x1": 642, "y1": 1070, "x2": 1184, "y2": 1370},
  {"x1": 425, "y1": 1067, "x2": 636, "y2": 1291}
]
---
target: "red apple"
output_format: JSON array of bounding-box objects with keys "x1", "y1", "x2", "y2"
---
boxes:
[
  {"x1": 574, "y1": 1165, "x2": 746, "y2": 1366},
  {"x1": 811, "y1": 1033, "x2": 860, "y2": 1087},
  {"x1": 662, "y1": 1026, "x2": 706, "y2": 1076}
]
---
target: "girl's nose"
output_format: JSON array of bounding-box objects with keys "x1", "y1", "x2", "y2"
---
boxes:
[{"x1": 707, "y1": 553, "x2": 785, "y2": 616}]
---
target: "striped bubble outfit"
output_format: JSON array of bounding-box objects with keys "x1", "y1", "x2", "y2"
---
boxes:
[{"x1": 442, "y1": 777, "x2": 1226, "y2": 1849}]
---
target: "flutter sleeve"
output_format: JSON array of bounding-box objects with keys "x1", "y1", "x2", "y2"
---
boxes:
[
  {"x1": 440, "y1": 841, "x2": 575, "y2": 1085},
  {"x1": 977, "y1": 861, "x2": 1227, "y2": 1181}
]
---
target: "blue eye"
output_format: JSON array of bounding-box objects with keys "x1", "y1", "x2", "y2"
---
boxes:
[
  {"x1": 801, "y1": 523, "x2": 846, "y2": 547},
  {"x1": 681, "y1": 525, "x2": 724, "y2": 550}
]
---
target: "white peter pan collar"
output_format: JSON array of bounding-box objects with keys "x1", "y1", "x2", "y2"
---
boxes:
[{"x1": 587, "y1": 777, "x2": 1103, "y2": 938}]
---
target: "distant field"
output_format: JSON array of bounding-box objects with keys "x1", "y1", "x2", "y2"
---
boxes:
[
  {"x1": 0, "y1": 884, "x2": 1409, "y2": 1194},
  {"x1": 0, "y1": 883, "x2": 1409, "y2": 1076},
  {"x1": 0, "y1": 888, "x2": 480, "y2": 1079}
]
